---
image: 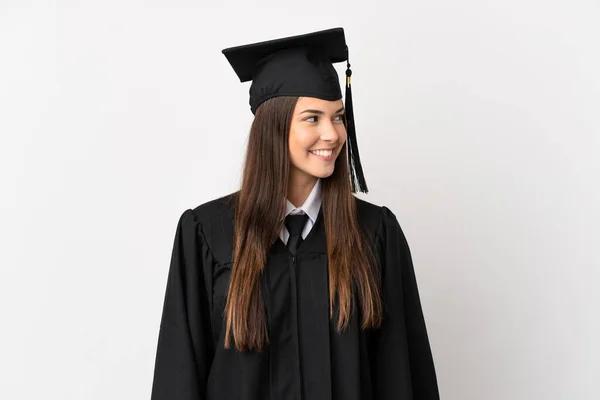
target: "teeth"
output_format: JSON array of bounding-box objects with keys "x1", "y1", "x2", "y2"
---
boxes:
[{"x1": 310, "y1": 149, "x2": 333, "y2": 156}]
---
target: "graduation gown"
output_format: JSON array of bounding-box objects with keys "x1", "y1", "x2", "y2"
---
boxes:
[{"x1": 150, "y1": 192, "x2": 439, "y2": 400}]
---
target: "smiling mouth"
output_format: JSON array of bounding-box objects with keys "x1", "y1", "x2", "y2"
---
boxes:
[{"x1": 308, "y1": 148, "x2": 335, "y2": 156}]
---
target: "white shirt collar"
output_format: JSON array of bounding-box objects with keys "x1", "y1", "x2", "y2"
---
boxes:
[{"x1": 285, "y1": 178, "x2": 322, "y2": 224}]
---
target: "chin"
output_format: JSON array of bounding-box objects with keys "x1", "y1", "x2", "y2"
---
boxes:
[
  {"x1": 311, "y1": 169, "x2": 335, "y2": 179},
  {"x1": 294, "y1": 163, "x2": 336, "y2": 180}
]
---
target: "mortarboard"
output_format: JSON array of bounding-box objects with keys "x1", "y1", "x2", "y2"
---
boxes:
[{"x1": 221, "y1": 27, "x2": 368, "y2": 194}]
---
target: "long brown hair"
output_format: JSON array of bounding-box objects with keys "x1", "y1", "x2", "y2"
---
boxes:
[{"x1": 224, "y1": 96, "x2": 382, "y2": 352}]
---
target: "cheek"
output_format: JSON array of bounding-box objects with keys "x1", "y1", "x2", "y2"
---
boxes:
[{"x1": 289, "y1": 129, "x2": 314, "y2": 155}]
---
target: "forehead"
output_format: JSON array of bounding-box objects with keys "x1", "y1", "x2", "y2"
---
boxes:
[{"x1": 295, "y1": 96, "x2": 344, "y2": 112}]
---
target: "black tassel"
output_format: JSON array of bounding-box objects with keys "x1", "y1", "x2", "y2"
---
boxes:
[{"x1": 344, "y1": 50, "x2": 368, "y2": 194}]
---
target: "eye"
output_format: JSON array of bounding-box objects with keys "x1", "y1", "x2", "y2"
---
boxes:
[{"x1": 304, "y1": 114, "x2": 345, "y2": 123}]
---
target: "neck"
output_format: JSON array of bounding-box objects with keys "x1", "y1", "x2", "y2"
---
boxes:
[{"x1": 287, "y1": 171, "x2": 318, "y2": 208}]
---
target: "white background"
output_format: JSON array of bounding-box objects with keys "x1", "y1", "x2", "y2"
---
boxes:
[{"x1": 1, "y1": 1, "x2": 598, "y2": 399}]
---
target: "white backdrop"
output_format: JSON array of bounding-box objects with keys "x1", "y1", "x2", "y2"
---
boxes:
[{"x1": 1, "y1": 1, "x2": 599, "y2": 399}]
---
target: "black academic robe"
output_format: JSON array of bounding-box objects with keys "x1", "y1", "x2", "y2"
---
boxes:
[{"x1": 150, "y1": 192, "x2": 439, "y2": 400}]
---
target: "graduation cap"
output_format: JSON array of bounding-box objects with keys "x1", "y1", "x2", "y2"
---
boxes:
[{"x1": 221, "y1": 27, "x2": 368, "y2": 193}]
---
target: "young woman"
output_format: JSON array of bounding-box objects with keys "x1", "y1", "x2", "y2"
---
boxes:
[{"x1": 150, "y1": 27, "x2": 439, "y2": 400}]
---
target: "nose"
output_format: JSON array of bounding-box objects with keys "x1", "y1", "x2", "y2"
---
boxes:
[{"x1": 320, "y1": 119, "x2": 340, "y2": 143}]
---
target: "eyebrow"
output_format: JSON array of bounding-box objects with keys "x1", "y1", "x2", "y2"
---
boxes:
[{"x1": 299, "y1": 107, "x2": 345, "y2": 115}]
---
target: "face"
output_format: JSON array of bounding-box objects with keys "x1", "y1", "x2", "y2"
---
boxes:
[{"x1": 288, "y1": 97, "x2": 347, "y2": 184}]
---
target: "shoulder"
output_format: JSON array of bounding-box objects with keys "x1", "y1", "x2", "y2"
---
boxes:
[
  {"x1": 354, "y1": 196, "x2": 403, "y2": 244},
  {"x1": 174, "y1": 191, "x2": 238, "y2": 264},
  {"x1": 189, "y1": 190, "x2": 238, "y2": 225},
  {"x1": 355, "y1": 196, "x2": 400, "y2": 229},
  {"x1": 174, "y1": 190, "x2": 238, "y2": 228}
]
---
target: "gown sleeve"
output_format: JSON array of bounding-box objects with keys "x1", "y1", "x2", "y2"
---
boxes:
[
  {"x1": 371, "y1": 205, "x2": 440, "y2": 399},
  {"x1": 150, "y1": 209, "x2": 214, "y2": 400}
]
